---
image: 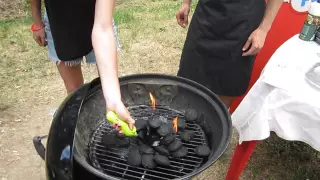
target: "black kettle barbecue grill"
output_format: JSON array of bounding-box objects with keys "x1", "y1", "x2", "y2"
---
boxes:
[{"x1": 33, "y1": 74, "x2": 232, "y2": 180}]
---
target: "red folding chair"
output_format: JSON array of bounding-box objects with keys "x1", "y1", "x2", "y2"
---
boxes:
[{"x1": 226, "y1": 2, "x2": 307, "y2": 179}]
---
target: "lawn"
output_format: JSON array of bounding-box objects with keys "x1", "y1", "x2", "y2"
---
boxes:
[{"x1": 0, "y1": 0, "x2": 319, "y2": 179}]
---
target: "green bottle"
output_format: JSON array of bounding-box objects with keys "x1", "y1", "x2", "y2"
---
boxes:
[{"x1": 299, "y1": 2, "x2": 320, "y2": 41}]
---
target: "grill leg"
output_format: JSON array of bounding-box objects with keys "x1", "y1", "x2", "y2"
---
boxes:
[{"x1": 225, "y1": 141, "x2": 258, "y2": 180}]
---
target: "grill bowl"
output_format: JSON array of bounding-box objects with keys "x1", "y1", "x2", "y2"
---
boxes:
[{"x1": 73, "y1": 74, "x2": 231, "y2": 180}]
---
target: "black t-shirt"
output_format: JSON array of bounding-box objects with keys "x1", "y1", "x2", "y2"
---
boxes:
[{"x1": 44, "y1": 0, "x2": 96, "y2": 61}]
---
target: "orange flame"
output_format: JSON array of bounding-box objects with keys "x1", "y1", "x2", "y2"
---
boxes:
[
  {"x1": 149, "y1": 92, "x2": 156, "y2": 110},
  {"x1": 173, "y1": 116, "x2": 178, "y2": 133}
]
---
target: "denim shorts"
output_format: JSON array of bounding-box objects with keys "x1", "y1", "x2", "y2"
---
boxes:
[{"x1": 43, "y1": 12, "x2": 121, "y2": 66}]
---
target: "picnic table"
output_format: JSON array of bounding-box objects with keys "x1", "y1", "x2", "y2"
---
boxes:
[{"x1": 226, "y1": 34, "x2": 320, "y2": 179}]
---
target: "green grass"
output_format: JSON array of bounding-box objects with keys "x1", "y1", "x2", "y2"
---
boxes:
[
  {"x1": 0, "y1": 16, "x2": 52, "y2": 109},
  {"x1": 113, "y1": 0, "x2": 197, "y2": 51},
  {"x1": 243, "y1": 133, "x2": 320, "y2": 179},
  {"x1": 0, "y1": 0, "x2": 30, "y2": 21}
]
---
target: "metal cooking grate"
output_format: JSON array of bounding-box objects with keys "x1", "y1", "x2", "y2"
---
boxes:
[{"x1": 88, "y1": 105, "x2": 208, "y2": 180}]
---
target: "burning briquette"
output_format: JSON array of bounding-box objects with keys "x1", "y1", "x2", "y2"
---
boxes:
[{"x1": 178, "y1": 118, "x2": 186, "y2": 130}]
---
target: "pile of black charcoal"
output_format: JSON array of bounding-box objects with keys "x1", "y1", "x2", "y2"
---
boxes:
[{"x1": 101, "y1": 109, "x2": 211, "y2": 169}]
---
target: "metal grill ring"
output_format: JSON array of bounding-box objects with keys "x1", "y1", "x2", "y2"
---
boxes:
[{"x1": 88, "y1": 105, "x2": 208, "y2": 180}]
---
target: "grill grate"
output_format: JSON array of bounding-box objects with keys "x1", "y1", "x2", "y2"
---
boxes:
[{"x1": 88, "y1": 105, "x2": 208, "y2": 180}]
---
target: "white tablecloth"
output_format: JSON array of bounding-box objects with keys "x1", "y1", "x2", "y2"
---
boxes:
[{"x1": 232, "y1": 35, "x2": 320, "y2": 151}]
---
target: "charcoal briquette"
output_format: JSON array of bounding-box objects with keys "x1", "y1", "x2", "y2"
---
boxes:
[
  {"x1": 185, "y1": 109, "x2": 198, "y2": 121},
  {"x1": 138, "y1": 140, "x2": 145, "y2": 146},
  {"x1": 142, "y1": 154, "x2": 157, "y2": 169},
  {"x1": 127, "y1": 148, "x2": 142, "y2": 166},
  {"x1": 102, "y1": 134, "x2": 130, "y2": 147},
  {"x1": 178, "y1": 119, "x2": 186, "y2": 130},
  {"x1": 165, "y1": 120, "x2": 175, "y2": 133},
  {"x1": 116, "y1": 137, "x2": 130, "y2": 147},
  {"x1": 161, "y1": 134, "x2": 175, "y2": 145},
  {"x1": 171, "y1": 146, "x2": 188, "y2": 158},
  {"x1": 138, "y1": 129, "x2": 146, "y2": 139},
  {"x1": 157, "y1": 124, "x2": 171, "y2": 137},
  {"x1": 195, "y1": 145, "x2": 210, "y2": 157},
  {"x1": 115, "y1": 133, "x2": 126, "y2": 139},
  {"x1": 180, "y1": 131, "x2": 195, "y2": 142},
  {"x1": 154, "y1": 146, "x2": 170, "y2": 156},
  {"x1": 139, "y1": 143, "x2": 155, "y2": 154},
  {"x1": 148, "y1": 115, "x2": 162, "y2": 129},
  {"x1": 154, "y1": 154, "x2": 170, "y2": 167},
  {"x1": 143, "y1": 130, "x2": 162, "y2": 147},
  {"x1": 167, "y1": 139, "x2": 183, "y2": 152},
  {"x1": 158, "y1": 116, "x2": 168, "y2": 123},
  {"x1": 135, "y1": 119, "x2": 147, "y2": 131}
]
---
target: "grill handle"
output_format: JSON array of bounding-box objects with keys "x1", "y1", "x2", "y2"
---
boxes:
[{"x1": 33, "y1": 135, "x2": 48, "y2": 161}]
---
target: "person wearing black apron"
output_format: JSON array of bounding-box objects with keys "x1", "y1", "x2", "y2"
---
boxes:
[
  {"x1": 30, "y1": 0, "x2": 135, "y2": 127},
  {"x1": 176, "y1": 0, "x2": 283, "y2": 107}
]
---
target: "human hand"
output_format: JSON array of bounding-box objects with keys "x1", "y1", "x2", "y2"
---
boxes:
[
  {"x1": 242, "y1": 28, "x2": 268, "y2": 56},
  {"x1": 33, "y1": 24, "x2": 47, "y2": 46},
  {"x1": 176, "y1": 3, "x2": 191, "y2": 28},
  {"x1": 106, "y1": 99, "x2": 135, "y2": 134}
]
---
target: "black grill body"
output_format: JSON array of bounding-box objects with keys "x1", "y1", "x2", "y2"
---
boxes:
[{"x1": 42, "y1": 74, "x2": 232, "y2": 180}]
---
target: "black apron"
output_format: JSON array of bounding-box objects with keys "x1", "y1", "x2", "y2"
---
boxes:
[
  {"x1": 44, "y1": 0, "x2": 96, "y2": 61},
  {"x1": 177, "y1": 0, "x2": 266, "y2": 97}
]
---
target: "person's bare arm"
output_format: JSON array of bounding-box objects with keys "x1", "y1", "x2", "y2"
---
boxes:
[
  {"x1": 30, "y1": 0, "x2": 47, "y2": 46},
  {"x1": 92, "y1": 0, "x2": 135, "y2": 127},
  {"x1": 183, "y1": 0, "x2": 192, "y2": 5},
  {"x1": 242, "y1": 0, "x2": 283, "y2": 56},
  {"x1": 92, "y1": 0, "x2": 119, "y2": 102},
  {"x1": 176, "y1": 0, "x2": 192, "y2": 27},
  {"x1": 259, "y1": 0, "x2": 283, "y2": 33},
  {"x1": 30, "y1": 0, "x2": 43, "y2": 26}
]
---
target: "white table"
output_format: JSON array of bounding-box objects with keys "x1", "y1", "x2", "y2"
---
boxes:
[{"x1": 232, "y1": 34, "x2": 320, "y2": 151}]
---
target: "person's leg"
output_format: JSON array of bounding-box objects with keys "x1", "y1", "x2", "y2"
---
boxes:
[
  {"x1": 44, "y1": 12, "x2": 84, "y2": 94},
  {"x1": 56, "y1": 62, "x2": 84, "y2": 93},
  {"x1": 218, "y1": 95, "x2": 235, "y2": 108},
  {"x1": 85, "y1": 50, "x2": 99, "y2": 75}
]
